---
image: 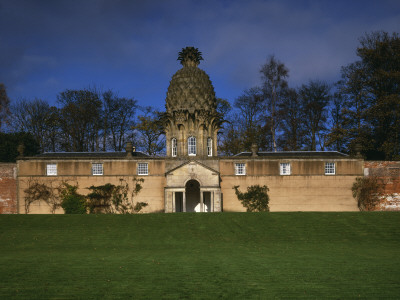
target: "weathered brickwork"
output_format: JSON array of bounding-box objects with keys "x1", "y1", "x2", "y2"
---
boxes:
[
  {"x1": 0, "y1": 163, "x2": 17, "y2": 214},
  {"x1": 364, "y1": 161, "x2": 400, "y2": 211}
]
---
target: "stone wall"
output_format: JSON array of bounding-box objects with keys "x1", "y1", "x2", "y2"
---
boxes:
[
  {"x1": 13, "y1": 157, "x2": 400, "y2": 213},
  {"x1": 364, "y1": 161, "x2": 400, "y2": 211},
  {"x1": 220, "y1": 158, "x2": 363, "y2": 212},
  {"x1": 17, "y1": 175, "x2": 165, "y2": 214},
  {"x1": 221, "y1": 175, "x2": 359, "y2": 212},
  {"x1": 17, "y1": 159, "x2": 166, "y2": 214},
  {"x1": 0, "y1": 163, "x2": 17, "y2": 214}
]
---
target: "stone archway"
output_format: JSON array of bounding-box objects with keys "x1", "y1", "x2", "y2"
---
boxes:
[
  {"x1": 185, "y1": 179, "x2": 200, "y2": 212},
  {"x1": 165, "y1": 161, "x2": 222, "y2": 213}
]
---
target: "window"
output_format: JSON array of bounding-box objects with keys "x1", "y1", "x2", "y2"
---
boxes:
[
  {"x1": 280, "y1": 163, "x2": 291, "y2": 175},
  {"x1": 92, "y1": 163, "x2": 103, "y2": 175},
  {"x1": 207, "y1": 138, "x2": 212, "y2": 157},
  {"x1": 171, "y1": 138, "x2": 177, "y2": 157},
  {"x1": 235, "y1": 163, "x2": 246, "y2": 175},
  {"x1": 46, "y1": 164, "x2": 57, "y2": 176},
  {"x1": 325, "y1": 162, "x2": 335, "y2": 175},
  {"x1": 137, "y1": 163, "x2": 148, "y2": 175},
  {"x1": 188, "y1": 136, "x2": 196, "y2": 156}
]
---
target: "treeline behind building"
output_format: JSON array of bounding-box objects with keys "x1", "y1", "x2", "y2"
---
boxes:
[
  {"x1": 218, "y1": 31, "x2": 400, "y2": 161},
  {"x1": 0, "y1": 31, "x2": 399, "y2": 161},
  {"x1": 0, "y1": 87, "x2": 165, "y2": 161}
]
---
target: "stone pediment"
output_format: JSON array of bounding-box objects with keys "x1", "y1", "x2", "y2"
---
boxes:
[
  {"x1": 166, "y1": 160, "x2": 219, "y2": 175},
  {"x1": 165, "y1": 160, "x2": 220, "y2": 188}
]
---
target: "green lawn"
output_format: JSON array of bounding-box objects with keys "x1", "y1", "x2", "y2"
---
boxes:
[{"x1": 0, "y1": 212, "x2": 399, "y2": 299}]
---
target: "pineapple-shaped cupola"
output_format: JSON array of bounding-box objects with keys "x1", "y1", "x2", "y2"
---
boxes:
[
  {"x1": 164, "y1": 47, "x2": 222, "y2": 157},
  {"x1": 166, "y1": 47, "x2": 216, "y2": 114}
]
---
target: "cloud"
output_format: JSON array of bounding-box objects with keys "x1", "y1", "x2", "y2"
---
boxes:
[{"x1": 0, "y1": 0, "x2": 399, "y2": 106}]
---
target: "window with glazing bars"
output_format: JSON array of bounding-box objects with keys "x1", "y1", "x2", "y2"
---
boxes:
[
  {"x1": 188, "y1": 136, "x2": 196, "y2": 155},
  {"x1": 235, "y1": 163, "x2": 246, "y2": 175},
  {"x1": 172, "y1": 138, "x2": 177, "y2": 157},
  {"x1": 325, "y1": 162, "x2": 335, "y2": 175},
  {"x1": 92, "y1": 163, "x2": 103, "y2": 175},
  {"x1": 137, "y1": 163, "x2": 148, "y2": 175},
  {"x1": 207, "y1": 138, "x2": 212, "y2": 156},
  {"x1": 46, "y1": 164, "x2": 57, "y2": 176},
  {"x1": 280, "y1": 163, "x2": 291, "y2": 175}
]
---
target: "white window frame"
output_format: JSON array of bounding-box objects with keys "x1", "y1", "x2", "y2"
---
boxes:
[
  {"x1": 207, "y1": 138, "x2": 212, "y2": 157},
  {"x1": 188, "y1": 136, "x2": 196, "y2": 156},
  {"x1": 137, "y1": 163, "x2": 149, "y2": 175},
  {"x1": 280, "y1": 163, "x2": 291, "y2": 175},
  {"x1": 171, "y1": 138, "x2": 177, "y2": 157},
  {"x1": 325, "y1": 162, "x2": 336, "y2": 175},
  {"x1": 235, "y1": 163, "x2": 246, "y2": 175},
  {"x1": 92, "y1": 163, "x2": 103, "y2": 176},
  {"x1": 46, "y1": 163, "x2": 57, "y2": 176}
]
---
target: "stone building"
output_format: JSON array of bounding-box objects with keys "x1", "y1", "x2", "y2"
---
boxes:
[{"x1": 16, "y1": 47, "x2": 364, "y2": 213}]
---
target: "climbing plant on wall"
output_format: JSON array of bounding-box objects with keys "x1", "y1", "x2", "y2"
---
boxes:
[
  {"x1": 233, "y1": 185, "x2": 270, "y2": 212},
  {"x1": 59, "y1": 182, "x2": 87, "y2": 214},
  {"x1": 352, "y1": 176, "x2": 385, "y2": 211},
  {"x1": 23, "y1": 179, "x2": 63, "y2": 214},
  {"x1": 86, "y1": 178, "x2": 147, "y2": 214}
]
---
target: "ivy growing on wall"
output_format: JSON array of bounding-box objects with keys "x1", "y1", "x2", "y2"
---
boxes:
[
  {"x1": 60, "y1": 183, "x2": 87, "y2": 214},
  {"x1": 86, "y1": 178, "x2": 147, "y2": 214},
  {"x1": 23, "y1": 178, "x2": 147, "y2": 214},
  {"x1": 23, "y1": 179, "x2": 63, "y2": 214},
  {"x1": 233, "y1": 185, "x2": 270, "y2": 212},
  {"x1": 352, "y1": 176, "x2": 385, "y2": 211}
]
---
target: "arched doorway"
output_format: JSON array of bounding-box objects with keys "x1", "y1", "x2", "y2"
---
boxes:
[{"x1": 185, "y1": 180, "x2": 200, "y2": 212}]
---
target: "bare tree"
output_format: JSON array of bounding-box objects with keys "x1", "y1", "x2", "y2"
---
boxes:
[
  {"x1": 278, "y1": 88, "x2": 305, "y2": 150},
  {"x1": 0, "y1": 83, "x2": 11, "y2": 131},
  {"x1": 260, "y1": 55, "x2": 289, "y2": 152},
  {"x1": 219, "y1": 88, "x2": 272, "y2": 154},
  {"x1": 57, "y1": 89, "x2": 102, "y2": 152},
  {"x1": 299, "y1": 80, "x2": 331, "y2": 151},
  {"x1": 326, "y1": 92, "x2": 348, "y2": 152},
  {"x1": 11, "y1": 99, "x2": 60, "y2": 153},
  {"x1": 234, "y1": 87, "x2": 270, "y2": 151},
  {"x1": 102, "y1": 90, "x2": 137, "y2": 151},
  {"x1": 134, "y1": 106, "x2": 165, "y2": 156},
  {"x1": 218, "y1": 120, "x2": 243, "y2": 156}
]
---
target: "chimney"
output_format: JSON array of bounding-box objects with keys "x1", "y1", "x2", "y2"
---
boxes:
[
  {"x1": 251, "y1": 143, "x2": 258, "y2": 157},
  {"x1": 17, "y1": 144, "x2": 25, "y2": 159},
  {"x1": 354, "y1": 143, "x2": 363, "y2": 159},
  {"x1": 125, "y1": 142, "x2": 133, "y2": 158}
]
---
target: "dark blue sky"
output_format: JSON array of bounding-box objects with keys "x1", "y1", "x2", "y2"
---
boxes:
[{"x1": 1, "y1": 0, "x2": 399, "y2": 110}]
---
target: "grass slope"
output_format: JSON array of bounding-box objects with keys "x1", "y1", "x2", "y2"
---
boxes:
[{"x1": 0, "y1": 212, "x2": 399, "y2": 299}]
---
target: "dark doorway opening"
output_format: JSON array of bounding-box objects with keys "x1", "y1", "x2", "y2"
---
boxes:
[
  {"x1": 185, "y1": 180, "x2": 200, "y2": 212},
  {"x1": 203, "y1": 191, "x2": 211, "y2": 212},
  {"x1": 175, "y1": 192, "x2": 183, "y2": 212}
]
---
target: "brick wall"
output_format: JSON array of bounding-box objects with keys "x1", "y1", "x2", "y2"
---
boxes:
[
  {"x1": 364, "y1": 161, "x2": 400, "y2": 211},
  {"x1": 0, "y1": 163, "x2": 17, "y2": 214}
]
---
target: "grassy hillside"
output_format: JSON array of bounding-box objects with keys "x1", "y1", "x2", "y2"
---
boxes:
[{"x1": 0, "y1": 212, "x2": 399, "y2": 299}]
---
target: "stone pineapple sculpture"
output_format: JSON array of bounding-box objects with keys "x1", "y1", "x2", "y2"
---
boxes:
[
  {"x1": 166, "y1": 47, "x2": 216, "y2": 114},
  {"x1": 164, "y1": 47, "x2": 222, "y2": 157}
]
